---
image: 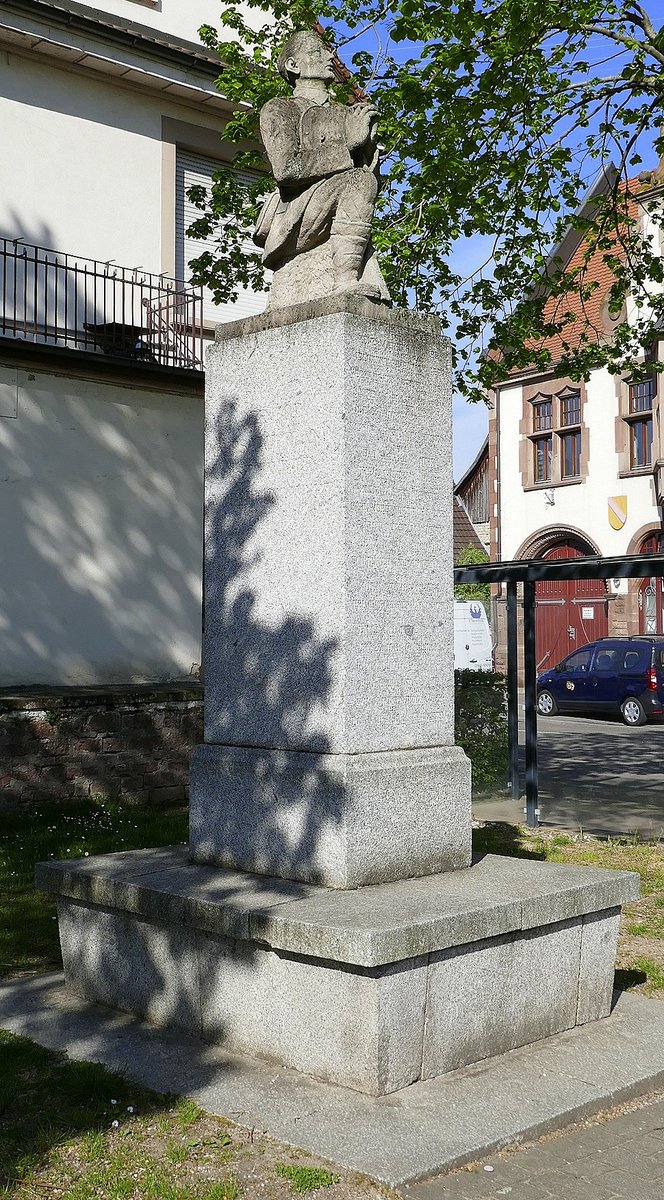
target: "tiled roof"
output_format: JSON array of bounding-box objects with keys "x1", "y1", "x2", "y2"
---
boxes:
[
  {"x1": 492, "y1": 172, "x2": 655, "y2": 376},
  {"x1": 453, "y1": 497, "x2": 485, "y2": 560},
  {"x1": 530, "y1": 186, "x2": 640, "y2": 362}
]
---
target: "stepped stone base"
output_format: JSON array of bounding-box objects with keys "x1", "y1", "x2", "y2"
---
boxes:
[{"x1": 38, "y1": 848, "x2": 639, "y2": 1096}]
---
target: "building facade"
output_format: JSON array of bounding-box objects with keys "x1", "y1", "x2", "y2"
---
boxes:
[
  {"x1": 0, "y1": 0, "x2": 266, "y2": 686},
  {"x1": 490, "y1": 171, "x2": 664, "y2": 674}
]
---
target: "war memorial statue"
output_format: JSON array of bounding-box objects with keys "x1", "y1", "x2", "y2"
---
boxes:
[
  {"x1": 253, "y1": 30, "x2": 391, "y2": 307},
  {"x1": 37, "y1": 27, "x2": 639, "y2": 1118}
]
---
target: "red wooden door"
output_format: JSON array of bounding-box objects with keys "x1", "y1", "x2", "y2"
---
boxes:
[{"x1": 535, "y1": 542, "x2": 608, "y2": 671}]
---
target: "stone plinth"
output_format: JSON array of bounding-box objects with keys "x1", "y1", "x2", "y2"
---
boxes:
[
  {"x1": 37, "y1": 849, "x2": 640, "y2": 1097},
  {"x1": 189, "y1": 297, "x2": 471, "y2": 887}
]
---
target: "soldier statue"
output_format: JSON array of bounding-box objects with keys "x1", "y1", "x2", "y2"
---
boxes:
[{"x1": 254, "y1": 30, "x2": 390, "y2": 306}]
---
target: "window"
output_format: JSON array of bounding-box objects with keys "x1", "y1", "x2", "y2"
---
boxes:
[
  {"x1": 561, "y1": 430, "x2": 581, "y2": 478},
  {"x1": 622, "y1": 649, "x2": 647, "y2": 672},
  {"x1": 631, "y1": 418, "x2": 652, "y2": 468},
  {"x1": 533, "y1": 399, "x2": 552, "y2": 431},
  {"x1": 527, "y1": 387, "x2": 583, "y2": 485},
  {"x1": 562, "y1": 648, "x2": 592, "y2": 672},
  {"x1": 175, "y1": 150, "x2": 267, "y2": 325},
  {"x1": 630, "y1": 378, "x2": 654, "y2": 413},
  {"x1": 624, "y1": 377, "x2": 655, "y2": 469},
  {"x1": 595, "y1": 649, "x2": 619, "y2": 672},
  {"x1": 533, "y1": 436, "x2": 552, "y2": 482},
  {"x1": 560, "y1": 391, "x2": 580, "y2": 426}
]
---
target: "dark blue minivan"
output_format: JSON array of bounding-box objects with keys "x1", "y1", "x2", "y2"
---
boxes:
[{"x1": 537, "y1": 637, "x2": 664, "y2": 725}]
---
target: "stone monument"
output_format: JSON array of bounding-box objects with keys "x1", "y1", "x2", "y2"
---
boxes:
[{"x1": 38, "y1": 31, "x2": 639, "y2": 1098}]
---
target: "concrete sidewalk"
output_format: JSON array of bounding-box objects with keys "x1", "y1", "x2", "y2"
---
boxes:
[
  {"x1": 2, "y1": 973, "x2": 664, "y2": 1187},
  {"x1": 409, "y1": 1092, "x2": 664, "y2": 1199}
]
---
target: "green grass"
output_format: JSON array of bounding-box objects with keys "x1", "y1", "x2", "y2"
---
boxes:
[
  {"x1": 474, "y1": 823, "x2": 664, "y2": 891},
  {"x1": 0, "y1": 1028, "x2": 169, "y2": 1189},
  {"x1": 0, "y1": 798, "x2": 188, "y2": 978},
  {"x1": 629, "y1": 955, "x2": 664, "y2": 991},
  {"x1": 275, "y1": 1165, "x2": 340, "y2": 1193},
  {"x1": 0, "y1": 1030, "x2": 353, "y2": 1200}
]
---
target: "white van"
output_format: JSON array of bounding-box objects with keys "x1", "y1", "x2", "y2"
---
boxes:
[{"x1": 454, "y1": 599, "x2": 493, "y2": 671}]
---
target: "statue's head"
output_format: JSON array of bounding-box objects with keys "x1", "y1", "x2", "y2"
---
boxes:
[{"x1": 277, "y1": 31, "x2": 335, "y2": 87}]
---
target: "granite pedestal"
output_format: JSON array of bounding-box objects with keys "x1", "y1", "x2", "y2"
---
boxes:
[
  {"x1": 189, "y1": 297, "x2": 471, "y2": 888},
  {"x1": 39, "y1": 298, "x2": 639, "y2": 1097},
  {"x1": 37, "y1": 848, "x2": 639, "y2": 1096}
]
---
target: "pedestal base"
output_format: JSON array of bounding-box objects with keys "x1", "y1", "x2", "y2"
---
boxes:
[
  {"x1": 189, "y1": 743, "x2": 472, "y2": 888},
  {"x1": 38, "y1": 848, "x2": 639, "y2": 1096}
]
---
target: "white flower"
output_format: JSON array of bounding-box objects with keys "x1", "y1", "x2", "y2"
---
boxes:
[
  {"x1": 127, "y1": 1106, "x2": 134, "y2": 1114},
  {"x1": 112, "y1": 1120, "x2": 119, "y2": 1128},
  {"x1": 111, "y1": 1099, "x2": 117, "y2": 1105}
]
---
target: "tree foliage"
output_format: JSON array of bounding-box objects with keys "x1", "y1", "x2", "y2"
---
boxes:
[
  {"x1": 454, "y1": 544, "x2": 491, "y2": 602},
  {"x1": 190, "y1": 1, "x2": 664, "y2": 400}
]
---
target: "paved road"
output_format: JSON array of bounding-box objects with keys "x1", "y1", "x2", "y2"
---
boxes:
[
  {"x1": 407, "y1": 1094, "x2": 664, "y2": 1200},
  {"x1": 473, "y1": 710, "x2": 664, "y2": 837}
]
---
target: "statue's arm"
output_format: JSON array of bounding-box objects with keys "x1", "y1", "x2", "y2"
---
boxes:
[{"x1": 260, "y1": 99, "x2": 349, "y2": 187}]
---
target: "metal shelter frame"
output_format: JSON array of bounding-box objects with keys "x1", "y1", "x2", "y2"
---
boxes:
[{"x1": 454, "y1": 553, "x2": 664, "y2": 827}]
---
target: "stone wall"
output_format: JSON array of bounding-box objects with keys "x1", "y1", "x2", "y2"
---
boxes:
[{"x1": 0, "y1": 686, "x2": 202, "y2": 809}]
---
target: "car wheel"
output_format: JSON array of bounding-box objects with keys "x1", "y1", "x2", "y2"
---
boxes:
[
  {"x1": 537, "y1": 689, "x2": 558, "y2": 716},
  {"x1": 621, "y1": 696, "x2": 647, "y2": 726}
]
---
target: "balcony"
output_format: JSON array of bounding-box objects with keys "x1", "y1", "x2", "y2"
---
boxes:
[{"x1": 0, "y1": 239, "x2": 204, "y2": 372}]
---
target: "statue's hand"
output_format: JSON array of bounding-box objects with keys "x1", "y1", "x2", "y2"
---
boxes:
[{"x1": 346, "y1": 103, "x2": 379, "y2": 151}]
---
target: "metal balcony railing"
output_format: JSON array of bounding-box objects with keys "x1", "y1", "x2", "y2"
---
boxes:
[{"x1": 0, "y1": 239, "x2": 205, "y2": 371}]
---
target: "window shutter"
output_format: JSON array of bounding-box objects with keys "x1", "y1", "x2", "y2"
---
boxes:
[{"x1": 175, "y1": 150, "x2": 267, "y2": 325}]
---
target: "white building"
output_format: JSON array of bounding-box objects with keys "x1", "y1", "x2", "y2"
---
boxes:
[
  {"x1": 0, "y1": 0, "x2": 266, "y2": 685},
  {"x1": 489, "y1": 169, "x2": 664, "y2": 672}
]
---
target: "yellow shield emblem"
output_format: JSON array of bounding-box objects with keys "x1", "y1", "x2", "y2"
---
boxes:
[{"x1": 608, "y1": 496, "x2": 627, "y2": 531}]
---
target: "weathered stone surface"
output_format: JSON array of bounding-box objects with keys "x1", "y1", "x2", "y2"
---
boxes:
[
  {"x1": 196, "y1": 304, "x2": 467, "y2": 886},
  {"x1": 202, "y1": 306, "x2": 455, "y2": 755},
  {"x1": 57, "y1": 898, "x2": 200, "y2": 1032},
  {"x1": 40, "y1": 848, "x2": 640, "y2": 1096},
  {"x1": 199, "y1": 934, "x2": 428, "y2": 1095},
  {"x1": 421, "y1": 919, "x2": 584, "y2": 1077},
  {"x1": 214, "y1": 294, "x2": 439, "y2": 342},
  {"x1": 577, "y1": 908, "x2": 621, "y2": 1024},
  {"x1": 39, "y1": 848, "x2": 640, "y2": 969},
  {"x1": 189, "y1": 743, "x2": 472, "y2": 889},
  {"x1": 38, "y1": 850, "x2": 315, "y2": 943}
]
